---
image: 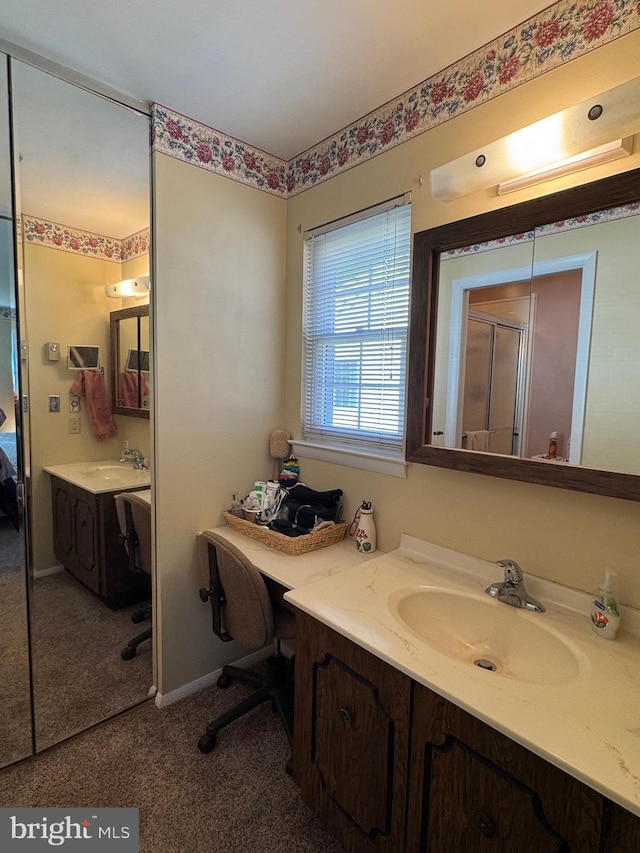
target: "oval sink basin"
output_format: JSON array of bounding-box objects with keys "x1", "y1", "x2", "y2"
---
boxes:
[
  {"x1": 82, "y1": 464, "x2": 147, "y2": 481},
  {"x1": 392, "y1": 588, "x2": 585, "y2": 685}
]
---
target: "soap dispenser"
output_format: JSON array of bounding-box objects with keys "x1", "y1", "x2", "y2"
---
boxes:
[{"x1": 591, "y1": 569, "x2": 621, "y2": 639}]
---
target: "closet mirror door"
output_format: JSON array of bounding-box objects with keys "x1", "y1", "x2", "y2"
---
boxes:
[
  {"x1": 11, "y1": 59, "x2": 153, "y2": 751},
  {"x1": 0, "y1": 53, "x2": 32, "y2": 769}
]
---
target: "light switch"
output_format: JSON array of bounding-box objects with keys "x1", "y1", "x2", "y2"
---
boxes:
[
  {"x1": 49, "y1": 395, "x2": 60, "y2": 413},
  {"x1": 69, "y1": 394, "x2": 80, "y2": 413}
]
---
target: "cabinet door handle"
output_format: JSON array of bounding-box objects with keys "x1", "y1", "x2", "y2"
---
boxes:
[
  {"x1": 339, "y1": 707, "x2": 353, "y2": 727},
  {"x1": 472, "y1": 813, "x2": 496, "y2": 839}
]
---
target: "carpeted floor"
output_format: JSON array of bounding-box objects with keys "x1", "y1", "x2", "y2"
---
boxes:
[
  {"x1": 0, "y1": 556, "x2": 32, "y2": 764},
  {"x1": 30, "y1": 570, "x2": 152, "y2": 750},
  {"x1": 0, "y1": 675, "x2": 346, "y2": 853},
  {"x1": 1, "y1": 542, "x2": 152, "y2": 760}
]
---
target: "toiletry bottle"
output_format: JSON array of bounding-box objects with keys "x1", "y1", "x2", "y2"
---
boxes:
[
  {"x1": 591, "y1": 569, "x2": 621, "y2": 639},
  {"x1": 548, "y1": 431, "x2": 558, "y2": 459},
  {"x1": 355, "y1": 500, "x2": 376, "y2": 553}
]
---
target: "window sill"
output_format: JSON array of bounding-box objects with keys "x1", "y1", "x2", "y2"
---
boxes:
[{"x1": 290, "y1": 440, "x2": 408, "y2": 478}]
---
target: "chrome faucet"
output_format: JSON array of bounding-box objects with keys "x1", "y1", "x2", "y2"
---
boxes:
[
  {"x1": 486, "y1": 559, "x2": 545, "y2": 612},
  {"x1": 120, "y1": 448, "x2": 147, "y2": 470}
]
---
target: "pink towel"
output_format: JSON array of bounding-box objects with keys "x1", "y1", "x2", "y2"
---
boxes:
[
  {"x1": 119, "y1": 371, "x2": 149, "y2": 408},
  {"x1": 70, "y1": 371, "x2": 118, "y2": 442}
]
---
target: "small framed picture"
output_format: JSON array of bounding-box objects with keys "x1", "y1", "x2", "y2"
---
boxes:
[
  {"x1": 67, "y1": 345, "x2": 100, "y2": 370},
  {"x1": 125, "y1": 349, "x2": 150, "y2": 373}
]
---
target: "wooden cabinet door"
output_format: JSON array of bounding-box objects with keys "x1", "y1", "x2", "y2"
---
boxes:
[
  {"x1": 294, "y1": 612, "x2": 411, "y2": 853},
  {"x1": 407, "y1": 684, "x2": 603, "y2": 853},
  {"x1": 96, "y1": 491, "x2": 148, "y2": 607},
  {"x1": 424, "y1": 736, "x2": 571, "y2": 851},
  {"x1": 602, "y1": 802, "x2": 640, "y2": 852},
  {"x1": 51, "y1": 479, "x2": 74, "y2": 566},
  {"x1": 71, "y1": 488, "x2": 100, "y2": 595},
  {"x1": 49, "y1": 478, "x2": 149, "y2": 607}
]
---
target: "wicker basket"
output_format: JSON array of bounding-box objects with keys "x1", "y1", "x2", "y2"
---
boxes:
[{"x1": 223, "y1": 511, "x2": 349, "y2": 556}]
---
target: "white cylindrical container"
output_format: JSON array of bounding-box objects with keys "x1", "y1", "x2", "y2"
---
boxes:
[{"x1": 355, "y1": 501, "x2": 376, "y2": 553}]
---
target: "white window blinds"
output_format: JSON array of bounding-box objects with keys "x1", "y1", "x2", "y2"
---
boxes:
[{"x1": 302, "y1": 197, "x2": 411, "y2": 455}]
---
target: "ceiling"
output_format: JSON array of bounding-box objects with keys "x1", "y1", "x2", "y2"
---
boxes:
[{"x1": 0, "y1": 0, "x2": 551, "y2": 161}]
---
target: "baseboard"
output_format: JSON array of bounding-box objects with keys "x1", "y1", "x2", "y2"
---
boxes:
[
  {"x1": 154, "y1": 647, "x2": 271, "y2": 708},
  {"x1": 32, "y1": 564, "x2": 64, "y2": 579}
]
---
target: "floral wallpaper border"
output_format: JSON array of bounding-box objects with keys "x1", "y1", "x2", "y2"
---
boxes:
[
  {"x1": 21, "y1": 216, "x2": 150, "y2": 262},
  {"x1": 152, "y1": 0, "x2": 640, "y2": 198},
  {"x1": 442, "y1": 200, "x2": 640, "y2": 259},
  {"x1": 152, "y1": 105, "x2": 288, "y2": 197},
  {"x1": 121, "y1": 228, "x2": 150, "y2": 262}
]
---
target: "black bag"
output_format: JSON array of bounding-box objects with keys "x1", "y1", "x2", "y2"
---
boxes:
[{"x1": 269, "y1": 484, "x2": 343, "y2": 536}]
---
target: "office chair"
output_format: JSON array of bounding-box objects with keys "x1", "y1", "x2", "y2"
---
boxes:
[
  {"x1": 115, "y1": 490, "x2": 153, "y2": 661},
  {"x1": 196, "y1": 530, "x2": 296, "y2": 755}
]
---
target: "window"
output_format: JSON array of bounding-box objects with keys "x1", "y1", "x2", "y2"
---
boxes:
[{"x1": 301, "y1": 196, "x2": 411, "y2": 470}]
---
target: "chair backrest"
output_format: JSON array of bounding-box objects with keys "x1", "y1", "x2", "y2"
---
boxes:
[
  {"x1": 197, "y1": 530, "x2": 274, "y2": 650},
  {"x1": 115, "y1": 490, "x2": 152, "y2": 576}
]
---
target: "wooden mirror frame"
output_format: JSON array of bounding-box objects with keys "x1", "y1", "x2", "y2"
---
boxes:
[
  {"x1": 406, "y1": 167, "x2": 640, "y2": 501},
  {"x1": 110, "y1": 304, "x2": 150, "y2": 419}
]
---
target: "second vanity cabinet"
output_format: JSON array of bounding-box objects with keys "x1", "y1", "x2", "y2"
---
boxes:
[
  {"x1": 294, "y1": 611, "x2": 640, "y2": 853},
  {"x1": 50, "y1": 476, "x2": 149, "y2": 608}
]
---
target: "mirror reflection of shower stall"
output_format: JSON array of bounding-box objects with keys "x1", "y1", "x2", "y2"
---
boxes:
[
  {"x1": 0, "y1": 52, "x2": 153, "y2": 768},
  {"x1": 454, "y1": 268, "x2": 585, "y2": 463},
  {"x1": 462, "y1": 309, "x2": 526, "y2": 456}
]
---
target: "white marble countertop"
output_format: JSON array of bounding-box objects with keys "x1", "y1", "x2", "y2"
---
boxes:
[
  {"x1": 43, "y1": 459, "x2": 151, "y2": 495},
  {"x1": 207, "y1": 526, "x2": 373, "y2": 589},
  {"x1": 284, "y1": 534, "x2": 640, "y2": 818}
]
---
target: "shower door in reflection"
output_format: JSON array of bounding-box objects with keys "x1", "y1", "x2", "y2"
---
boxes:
[{"x1": 462, "y1": 311, "x2": 525, "y2": 456}]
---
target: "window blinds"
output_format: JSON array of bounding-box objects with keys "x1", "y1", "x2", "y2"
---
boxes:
[{"x1": 302, "y1": 198, "x2": 411, "y2": 454}]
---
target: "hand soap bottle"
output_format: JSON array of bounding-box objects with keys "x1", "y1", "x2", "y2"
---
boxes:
[{"x1": 591, "y1": 569, "x2": 621, "y2": 639}]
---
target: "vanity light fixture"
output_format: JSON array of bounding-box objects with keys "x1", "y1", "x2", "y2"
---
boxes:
[
  {"x1": 430, "y1": 76, "x2": 640, "y2": 202},
  {"x1": 105, "y1": 275, "x2": 150, "y2": 298},
  {"x1": 497, "y1": 137, "x2": 633, "y2": 195}
]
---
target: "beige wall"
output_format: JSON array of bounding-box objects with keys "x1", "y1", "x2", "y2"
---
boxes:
[
  {"x1": 153, "y1": 153, "x2": 286, "y2": 693},
  {"x1": 283, "y1": 32, "x2": 640, "y2": 608},
  {"x1": 150, "y1": 30, "x2": 640, "y2": 699},
  {"x1": 533, "y1": 216, "x2": 640, "y2": 473},
  {"x1": 24, "y1": 243, "x2": 150, "y2": 571}
]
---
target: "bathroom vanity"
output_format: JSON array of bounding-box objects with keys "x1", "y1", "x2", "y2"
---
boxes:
[
  {"x1": 286, "y1": 537, "x2": 640, "y2": 852},
  {"x1": 44, "y1": 461, "x2": 151, "y2": 608}
]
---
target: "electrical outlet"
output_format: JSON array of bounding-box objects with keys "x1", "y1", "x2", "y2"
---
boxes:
[{"x1": 68, "y1": 415, "x2": 81, "y2": 434}]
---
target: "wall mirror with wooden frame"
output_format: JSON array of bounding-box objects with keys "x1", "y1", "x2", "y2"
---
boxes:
[
  {"x1": 407, "y1": 167, "x2": 640, "y2": 501},
  {"x1": 110, "y1": 304, "x2": 150, "y2": 418}
]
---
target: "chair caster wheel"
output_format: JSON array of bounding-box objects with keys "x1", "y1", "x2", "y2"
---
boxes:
[
  {"x1": 198, "y1": 733, "x2": 217, "y2": 754},
  {"x1": 121, "y1": 646, "x2": 136, "y2": 661},
  {"x1": 217, "y1": 673, "x2": 233, "y2": 689}
]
